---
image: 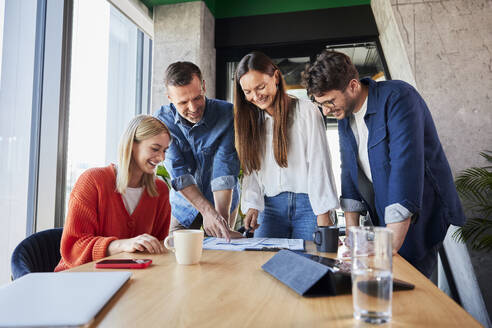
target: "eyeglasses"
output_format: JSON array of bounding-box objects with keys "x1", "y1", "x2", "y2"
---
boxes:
[
  {"x1": 309, "y1": 82, "x2": 352, "y2": 110},
  {"x1": 310, "y1": 96, "x2": 336, "y2": 110}
]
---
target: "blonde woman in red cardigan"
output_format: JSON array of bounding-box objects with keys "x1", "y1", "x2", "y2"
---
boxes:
[{"x1": 55, "y1": 115, "x2": 172, "y2": 271}]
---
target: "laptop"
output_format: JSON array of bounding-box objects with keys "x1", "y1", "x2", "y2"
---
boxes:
[{"x1": 0, "y1": 271, "x2": 131, "y2": 327}]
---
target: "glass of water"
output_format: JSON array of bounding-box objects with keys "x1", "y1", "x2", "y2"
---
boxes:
[{"x1": 349, "y1": 226, "x2": 393, "y2": 324}]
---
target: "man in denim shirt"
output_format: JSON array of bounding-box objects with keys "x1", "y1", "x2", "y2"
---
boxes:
[
  {"x1": 303, "y1": 51, "x2": 465, "y2": 278},
  {"x1": 155, "y1": 62, "x2": 241, "y2": 240}
]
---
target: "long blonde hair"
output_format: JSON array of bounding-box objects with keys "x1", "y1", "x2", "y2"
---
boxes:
[{"x1": 116, "y1": 115, "x2": 170, "y2": 196}]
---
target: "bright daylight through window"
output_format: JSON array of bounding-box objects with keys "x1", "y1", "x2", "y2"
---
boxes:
[{"x1": 65, "y1": 0, "x2": 152, "y2": 217}]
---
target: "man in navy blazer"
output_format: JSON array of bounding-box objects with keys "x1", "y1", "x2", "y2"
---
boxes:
[{"x1": 302, "y1": 50, "x2": 465, "y2": 277}]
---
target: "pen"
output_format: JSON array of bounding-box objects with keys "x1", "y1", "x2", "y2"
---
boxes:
[{"x1": 244, "y1": 247, "x2": 287, "y2": 251}]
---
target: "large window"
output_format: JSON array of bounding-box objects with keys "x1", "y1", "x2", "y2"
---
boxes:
[
  {"x1": 65, "y1": 0, "x2": 152, "y2": 216},
  {"x1": 0, "y1": 0, "x2": 152, "y2": 285},
  {"x1": 0, "y1": 0, "x2": 38, "y2": 284}
]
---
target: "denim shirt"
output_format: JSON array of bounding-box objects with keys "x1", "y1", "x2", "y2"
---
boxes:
[{"x1": 154, "y1": 98, "x2": 240, "y2": 227}]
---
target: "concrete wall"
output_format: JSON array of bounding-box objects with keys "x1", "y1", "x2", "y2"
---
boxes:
[
  {"x1": 375, "y1": 0, "x2": 492, "y2": 323},
  {"x1": 389, "y1": 0, "x2": 492, "y2": 174},
  {"x1": 151, "y1": 1, "x2": 215, "y2": 112},
  {"x1": 371, "y1": 0, "x2": 416, "y2": 86}
]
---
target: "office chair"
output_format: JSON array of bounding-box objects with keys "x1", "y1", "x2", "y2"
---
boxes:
[
  {"x1": 438, "y1": 225, "x2": 491, "y2": 327},
  {"x1": 11, "y1": 228, "x2": 63, "y2": 280}
]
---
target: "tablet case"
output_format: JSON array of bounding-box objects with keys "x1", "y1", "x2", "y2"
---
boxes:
[
  {"x1": 262, "y1": 250, "x2": 414, "y2": 297},
  {"x1": 262, "y1": 250, "x2": 351, "y2": 296}
]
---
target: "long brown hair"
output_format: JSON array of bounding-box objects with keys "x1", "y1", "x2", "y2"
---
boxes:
[{"x1": 234, "y1": 51, "x2": 293, "y2": 175}]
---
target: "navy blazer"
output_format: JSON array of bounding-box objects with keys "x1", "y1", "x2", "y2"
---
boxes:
[{"x1": 338, "y1": 78, "x2": 465, "y2": 262}]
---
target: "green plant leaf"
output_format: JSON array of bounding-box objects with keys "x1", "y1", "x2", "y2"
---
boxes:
[
  {"x1": 479, "y1": 150, "x2": 492, "y2": 163},
  {"x1": 453, "y1": 217, "x2": 492, "y2": 251},
  {"x1": 453, "y1": 151, "x2": 492, "y2": 252},
  {"x1": 455, "y1": 167, "x2": 492, "y2": 204},
  {"x1": 476, "y1": 234, "x2": 492, "y2": 251},
  {"x1": 156, "y1": 165, "x2": 171, "y2": 179},
  {"x1": 156, "y1": 165, "x2": 171, "y2": 189}
]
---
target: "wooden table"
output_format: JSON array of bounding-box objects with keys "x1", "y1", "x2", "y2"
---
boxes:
[{"x1": 70, "y1": 242, "x2": 481, "y2": 327}]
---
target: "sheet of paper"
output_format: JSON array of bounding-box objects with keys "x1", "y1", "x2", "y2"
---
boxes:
[{"x1": 202, "y1": 237, "x2": 305, "y2": 251}]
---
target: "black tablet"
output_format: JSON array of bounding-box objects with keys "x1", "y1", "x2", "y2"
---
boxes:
[{"x1": 304, "y1": 254, "x2": 415, "y2": 291}]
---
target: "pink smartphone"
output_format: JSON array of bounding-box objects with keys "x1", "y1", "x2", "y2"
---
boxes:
[{"x1": 95, "y1": 259, "x2": 152, "y2": 269}]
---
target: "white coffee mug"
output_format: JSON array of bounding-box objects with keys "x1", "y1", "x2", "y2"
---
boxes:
[{"x1": 164, "y1": 230, "x2": 204, "y2": 265}]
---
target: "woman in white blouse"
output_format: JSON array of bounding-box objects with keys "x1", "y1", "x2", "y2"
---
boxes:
[{"x1": 234, "y1": 51, "x2": 339, "y2": 240}]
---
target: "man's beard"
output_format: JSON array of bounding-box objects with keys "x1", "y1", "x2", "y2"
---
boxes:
[{"x1": 342, "y1": 94, "x2": 358, "y2": 118}]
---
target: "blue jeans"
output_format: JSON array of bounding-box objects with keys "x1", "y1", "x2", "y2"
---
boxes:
[{"x1": 254, "y1": 192, "x2": 316, "y2": 240}]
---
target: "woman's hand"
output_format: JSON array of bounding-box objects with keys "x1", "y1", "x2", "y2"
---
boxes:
[
  {"x1": 107, "y1": 233, "x2": 165, "y2": 255},
  {"x1": 243, "y1": 209, "x2": 260, "y2": 231}
]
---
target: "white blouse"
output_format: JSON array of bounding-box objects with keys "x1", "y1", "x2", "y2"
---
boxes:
[
  {"x1": 241, "y1": 98, "x2": 339, "y2": 215},
  {"x1": 122, "y1": 186, "x2": 143, "y2": 215}
]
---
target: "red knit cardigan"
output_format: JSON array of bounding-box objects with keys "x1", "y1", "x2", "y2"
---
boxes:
[{"x1": 55, "y1": 165, "x2": 170, "y2": 271}]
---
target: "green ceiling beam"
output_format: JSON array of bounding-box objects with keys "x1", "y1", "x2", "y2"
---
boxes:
[{"x1": 140, "y1": 0, "x2": 371, "y2": 19}]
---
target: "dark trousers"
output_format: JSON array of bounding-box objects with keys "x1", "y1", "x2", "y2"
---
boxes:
[
  {"x1": 357, "y1": 165, "x2": 440, "y2": 279},
  {"x1": 409, "y1": 243, "x2": 441, "y2": 280}
]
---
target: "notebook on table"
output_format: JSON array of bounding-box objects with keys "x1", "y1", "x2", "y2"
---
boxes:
[
  {"x1": 0, "y1": 271, "x2": 131, "y2": 327},
  {"x1": 203, "y1": 237, "x2": 305, "y2": 251}
]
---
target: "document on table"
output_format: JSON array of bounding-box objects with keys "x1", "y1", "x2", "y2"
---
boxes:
[{"x1": 202, "y1": 237, "x2": 305, "y2": 251}]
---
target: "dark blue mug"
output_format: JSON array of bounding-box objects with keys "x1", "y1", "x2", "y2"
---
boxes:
[{"x1": 313, "y1": 226, "x2": 339, "y2": 253}]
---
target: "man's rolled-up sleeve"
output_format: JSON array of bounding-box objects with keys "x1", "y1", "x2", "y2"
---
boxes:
[
  {"x1": 385, "y1": 203, "x2": 413, "y2": 224},
  {"x1": 340, "y1": 198, "x2": 366, "y2": 212},
  {"x1": 211, "y1": 175, "x2": 236, "y2": 192},
  {"x1": 171, "y1": 174, "x2": 196, "y2": 191}
]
